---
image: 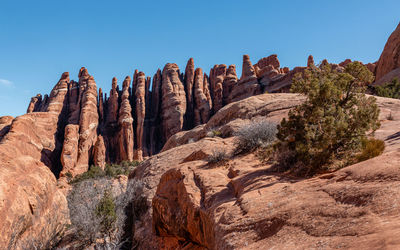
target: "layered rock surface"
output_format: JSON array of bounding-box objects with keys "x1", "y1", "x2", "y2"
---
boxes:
[
  {"x1": 128, "y1": 93, "x2": 400, "y2": 249},
  {"x1": 0, "y1": 112, "x2": 69, "y2": 249}
]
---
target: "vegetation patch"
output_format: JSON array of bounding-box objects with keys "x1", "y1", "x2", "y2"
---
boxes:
[
  {"x1": 207, "y1": 149, "x2": 230, "y2": 164},
  {"x1": 70, "y1": 161, "x2": 140, "y2": 184},
  {"x1": 356, "y1": 138, "x2": 385, "y2": 162},
  {"x1": 374, "y1": 77, "x2": 400, "y2": 99},
  {"x1": 276, "y1": 61, "x2": 380, "y2": 176},
  {"x1": 234, "y1": 120, "x2": 277, "y2": 154}
]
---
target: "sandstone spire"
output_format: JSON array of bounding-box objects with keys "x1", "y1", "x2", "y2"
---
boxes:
[
  {"x1": 135, "y1": 72, "x2": 146, "y2": 161},
  {"x1": 210, "y1": 64, "x2": 226, "y2": 113},
  {"x1": 161, "y1": 63, "x2": 186, "y2": 142},
  {"x1": 184, "y1": 58, "x2": 195, "y2": 129},
  {"x1": 193, "y1": 68, "x2": 211, "y2": 126}
]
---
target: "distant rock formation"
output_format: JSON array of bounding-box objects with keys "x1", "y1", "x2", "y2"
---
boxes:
[
  {"x1": 24, "y1": 52, "x2": 381, "y2": 175},
  {"x1": 375, "y1": 22, "x2": 400, "y2": 81}
]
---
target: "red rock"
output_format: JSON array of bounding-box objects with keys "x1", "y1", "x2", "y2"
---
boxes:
[
  {"x1": 375, "y1": 22, "x2": 400, "y2": 80},
  {"x1": 135, "y1": 72, "x2": 146, "y2": 161},
  {"x1": 210, "y1": 64, "x2": 226, "y2": 113},
  {"x1": 339, "y1": 58, "x2": 352, "y2": 67},
  {"x1": 149, "y1": 69, "x2": 162, "y2": 155},
  {"x1": 193, "y1": 68, "x2": 211, "y2": 126},
  {"x1": 27, "y1": 94, "x2": 42, "y2": 113},
  {"x1": 255, "y1": 54, "x2": 281, "y2": 77},
  {"x1": 93, "y1": 135, "x2": 106, "y2": 169},
  {"x1": 106, "y1": 77, "x2": 119, "y2": 125},
  {"x1": 75, "y1": 69, "x2": 99, "y2": 174},
  {"x1": 98, "y1": 88, "x2": 104, "y2": 124},
  {"x1": 307, "y1": 55, "x2": 315, "y2": 67},
  {"x1": 46, "y1": 72, "x2": 69, "y2": 115},
  {"x1": 161, "y1": 63, "x2": 186, "y2": 143},
  {"x1": 118, "y1": 76, "x2": 135, "y2": 162},
  {"x1": 66, "y1": 80, "x2": 80, "y2": 124},
  {"x1": 0, "y1": 112, "x2": 69, "y2": 248},
  {"x1": 0, "y1": 116, "x2": 13, "y2": 140},
  {"x1": 223, "y1": 65, "x2": 238, "y2": 105},
  {"x1": 366, "y1": 62, "x2": 376, "y2": 74},
  {"x1": 229, "y1": 55, "x2": 261, "y2": 102},
  {"x1": 60, "y1": 124, "x2": 79, "y2": 176},
  {"x1": 184, "y1": 58, "x2": 195, "y2": 128}
]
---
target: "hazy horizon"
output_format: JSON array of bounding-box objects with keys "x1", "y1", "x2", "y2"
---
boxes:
[{"x1": 1, "y1": 0, "x2": 399, "y2": 117}]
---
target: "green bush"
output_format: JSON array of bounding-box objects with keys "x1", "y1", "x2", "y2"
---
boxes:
[
  {"x1": 207, "y1": 149, "x2": 230, "y2": 164},
  {"x1": 234, "y1": 120, "x2": 277, "y2": 154},
  {"x1": 357, "y1": 138, "x2": 385, "y2": 162},
  {"x1": 95, "y1": 189, "x2": 117, "y2": 235},
  {"x1": 70, "y1": 161, "x2": 140, "y2": 184},
  {"x1": 277, "y1": 61, "x2": 380, "y2": 176},
  {"x1": 375, "y1": 77, "x2": 400, "y2": 99}
]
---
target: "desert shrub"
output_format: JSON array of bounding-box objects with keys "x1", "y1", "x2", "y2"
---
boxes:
[
  {"x1": 70, "y1": 161, "x2": 139, "y2": 184},
  {"x1": 95, "y1": 189, "x2": 117, "y2": 236},
  {"x1": 234, "y1": 120, "x2": 277, "y2": 154},
  {"x1": 277, "y1": 61, "x2": 380, "y2": 176},
  {"x1": 206, "y1": 129, "x2": 222, "y2": 138},
  {"x1": 70, "y1": 165, "x2": 106, "y2": 184},
  {"x1": 105, "y1": 161, "x2": 140, "y2": 178},
  {"x1": 207, "y1": 149, "x2": 230, "y2": 164},
  {"x1": 67, "y1": 177, "x2": 140, "y2": 248},
  {"x1": 356, "y1": 138, "x2": 385, "y2": 162},
  {"x1": 375, "y1": 77, "x2": 400, "y2": 99}
]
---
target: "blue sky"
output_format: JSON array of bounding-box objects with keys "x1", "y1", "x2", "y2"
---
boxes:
[{"x1": 0, "y1": 0, "x2": 399, "y2": 117}]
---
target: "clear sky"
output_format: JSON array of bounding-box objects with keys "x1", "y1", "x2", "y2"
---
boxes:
[{"x1": 0, "y1": 0, "x2": 399, "y2": 117}]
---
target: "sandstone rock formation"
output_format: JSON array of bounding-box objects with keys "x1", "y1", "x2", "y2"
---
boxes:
[
  {"x1": 23, "y1": 51, "x2": 387, "y2": 176},
  {"x1": 161, "y1": 63, "x2": 187, "y2": 143},
  {"x1": 210, "y1": 64, "x2": 226, "y2": 113},
  {"x1": 128, "y1": 93, "x2": 400, "y2": 249},
  {"x1": 93, "y1": 135, "x2": 106, "y2": 169},
  {"x1": 27, "y1": 94, "x2": 42, "y2": 113},
  {"x1": 193, "y1": 68, "x2": 212, "y2": 126},
  {"x1": 0, "y1": 112, "x2": 69, "y2": 249},
  {"x1": 149, "y1": 69, "x2": 162, "y2": 155},
  {"x1": 229, "y1": 55, "x2": 261, "y2": 102},
  {"x1": 60, "y1": 124, "x2": 79, "y2": 177},
  {"x1": 0, "y1": 116, "x2": 13, "y2": 141},
  {"x1": 75, "y1": 69, "x2": 99, "y2": 174},
  {"x1": 135, "y1": 73, "x2": 146, "y2": 161},
  {"x1": 223, "y1": 65, "x2": 238, "y2": 104},
  {"x1": 184, "y1": 58, "x2": 195, "y2": 129},
  {"x1": 119, "y1": 76, "x2": 134, "y2": 162},
  {"x1": 375, "y1": 22, "x2": 400, "y2": 80}
]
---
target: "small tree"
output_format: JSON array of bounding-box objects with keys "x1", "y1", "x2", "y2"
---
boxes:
[
  {"x1": 95, "y1": 189, "x2": 117, "y2": 239},
  {"x1": 277, "y1": 61, "x2": 380, "y2": 175},
  {"x1": 375, "y1": 77, "x2": 400, "y2": 99}
]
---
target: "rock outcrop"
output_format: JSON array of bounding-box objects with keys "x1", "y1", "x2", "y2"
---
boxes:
[
  {"x1": 27, "y1": 94, "x2": 42, "y2": 113},
  {"x1": 229, "y1": 55, "x2": 261, "y2": 102},
  {"x1": 184, "y1": 58, "x2": 195, "y2": 129},
  {"x1": 128, "y1": 93, "x2": 400, "y2": 249},
  {"x1": 0, "y1": 112, "x2": 69, "y2": 249},
  {"x1": 375, "y1": 22, "x2": 400, "y2": 81},
  {"x1": 193, "y1": 68, "x2": 212, "y2": 126},
  {"x1": 210, "y1": 64, "x2": 227, "y2": 113},
  {"x1": 24, "y1": 51, "x2": 389, "y2": 176},
  {"x1": 0, "y1": 116, "x2": 13, "y2": 141},
  {"x1": 118, "y1": 76, "x2": 135, "y2": 162},
  {"x1": 161, "y1": 63, "x2": 187, "y2": 143},
  {"x1": 135, "y1": 73, "x2": 146, "y2": 161},
  {"x1": 75, "y1": 69, "x2": 99, "y2": 175}
]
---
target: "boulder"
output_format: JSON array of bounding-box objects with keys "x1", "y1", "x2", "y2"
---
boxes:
[{"x1": 375, "y1": 22, "x2": 400, "y2": 80}]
